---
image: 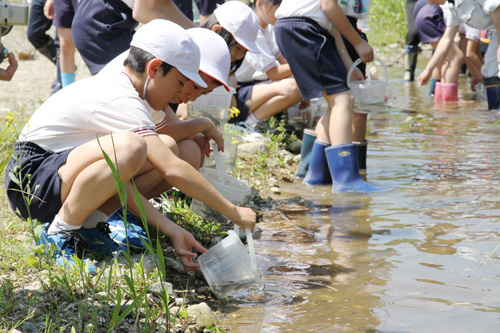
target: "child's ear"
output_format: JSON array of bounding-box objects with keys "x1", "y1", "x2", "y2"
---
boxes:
[
  {"x1": 212, "y1": 24, "x2": 222, "y2": 34},
  {"x1": 147, "y1": 58, "x2": 163, "y2": 77}
]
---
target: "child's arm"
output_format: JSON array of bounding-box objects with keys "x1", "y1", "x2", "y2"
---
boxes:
[
  {"x1": 265, "y1": 64, "x2": 293, "y2": 81},
  {"x1": 157, "y1": 106, "x2": 224, "y2": 150},
  {"x1": 133, "y1": 0, "x2": 195, "y2": 29},
  {"x1": 320, "y1": 0, "x2": 374, "y2": 63},
  {"x1": 143, "y1": 134, "x2": 257, "y2": 230},
  {"x1": 417, "y1": 25, "x2": 459, "y2": 86},
  {"x1": 330, "y1": 25, "x2": 365, "y2": 81},
  {"x1": 0, "y1": 53, "x2": 18, "y2": 82},
  {"x1": 124, "y1": 181, "x2": 207, "y2": 270}
]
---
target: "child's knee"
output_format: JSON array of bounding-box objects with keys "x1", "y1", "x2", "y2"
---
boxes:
[
  {"x1": 117, "y1": 132, "x2": 148, "y2": 163},
  {"x1": 178, "y1": 139, "x2": 201, "y2": 169},
  {"x1": 158, "y1": 134, "x2": 179, "y2": 156}
]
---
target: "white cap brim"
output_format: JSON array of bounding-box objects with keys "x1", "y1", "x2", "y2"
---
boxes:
[
  {"x1": 200, "y1": 69, "x2": 229, "y2": 92},
  {"x1": 178, "y1": 68, "x2": 207, "y2": 88},
  {"x1": 234, "y1": 35, "x2": 260, "y2": 54}
]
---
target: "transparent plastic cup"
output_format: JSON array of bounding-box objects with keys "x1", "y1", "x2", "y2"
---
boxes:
[
  {"x1": 204, "y1": 133, "x2": 241, "y2": 171},
  {"x1": 198, "y1": 230, "x2": 263, "y2": 299},
  {"x1": 187, "y1": 86, "x2": 235, "y2": 128}
]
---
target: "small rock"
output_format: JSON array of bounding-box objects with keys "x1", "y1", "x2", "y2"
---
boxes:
[
  {"x1": 186, "y1": 302, "x2": 218, "y2": 328},
  {"x1": 270, "y1": 186, "x2": 281, "y2": 194},
  {"x1": 287, "y1": 141, "x2": 302, "y2": 154},
  {"x1": 175, "y1": 297, "x2": 188, "y2": 306},
  {"x1": 185, "y1": 324, "x2": 202, "y2": 333},
  {"x1": 28, "y1": 306, "x2": 42, "y2": 318},
  {"x1": 148, "y1": 282, "x2": 177, "y2": 299},
  {"x1": 237, "y1": 141, "x2": 269, "y2": 155},
  {"x1": 165, "y1": 257, "x2": 184, "y2": 273},
  {"x1": 94, "y1": 291, "x2": 108, "y2": 301},
  {"x1": 292, "y1": 154, "x2": 301, "y2": 163}
]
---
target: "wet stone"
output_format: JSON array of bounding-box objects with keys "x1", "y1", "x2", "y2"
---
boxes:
[{"x1": 148, "y1": 282, "x2": 177, "y2": 299}]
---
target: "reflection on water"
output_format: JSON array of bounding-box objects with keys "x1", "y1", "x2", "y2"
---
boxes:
[{"x1": 219, "y1": 73, "x2": 500, "y2": 332}]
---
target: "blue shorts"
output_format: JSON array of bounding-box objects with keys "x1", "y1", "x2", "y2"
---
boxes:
[
  {"x1": 230, "y1": 79, "x2": 265, "y2": 123},
  {"x1": 274, "y1": 17, "x2": 349, "y2": 101},
  {"x1": 4, "y1": 142, "x2": 72, "y2": 223},
  {"x1": 173, "y1": 0, "x2": 224, "y2": 21},
  {"x1": 414, "y1": 0, "x2": 445, "y2": 44},
  {"x1": 53, "y1": 0, "x2": 78, "y2": 28},
  {"x1": 72, "y1": 0, "x2": 138, "y2": 75}
]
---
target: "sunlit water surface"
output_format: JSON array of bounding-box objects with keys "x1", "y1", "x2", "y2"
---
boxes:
[{"x1": 218, "y1": 72, "x2": 500, "y2": 332}]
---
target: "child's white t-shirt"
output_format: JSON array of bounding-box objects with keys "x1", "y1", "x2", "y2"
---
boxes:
[
  {"x1": 275, "y1": 0, "x2": 332, "y2": 31},
  {"x1": 19, "y1": 72, "x2": 157, "y2": 153},
  {"x1": 440, "y1": 0, "x2": 496, "y2": 30},
  {"x1": 235, "y1": 25, "x2": 281, "y2": 83}
]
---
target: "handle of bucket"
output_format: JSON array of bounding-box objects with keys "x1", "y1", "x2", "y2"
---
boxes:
[
  {"x1": 347, "y1": 56, "x2": 389, "y2": 88},
  {"x1": 233, "y1": 225, "x2": 257, "y2": 271},
  {"x1": 212, "y1": 143, "x2": 226, "y2": 185}
]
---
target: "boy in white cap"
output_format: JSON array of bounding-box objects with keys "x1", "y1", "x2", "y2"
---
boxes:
[{"x1": 4, "y1": 20, "x2": 257, "y2": 273}]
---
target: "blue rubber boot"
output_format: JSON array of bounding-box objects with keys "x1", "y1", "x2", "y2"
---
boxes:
[
  {"x1": 295, "y1": 129, "x2": 317, "y2": 178},
  {"x1": 429, "y1": 78, "x2": 440, "y2": 96},
  {"x1": 486, "y1": 86, "x2": 500, "y2": 110},
  {"x1": 325, "y1": 143, "x2": 386, "y2": 193},
  {"x1": 303, "y1": 140, "x2": 332, "y2": 185}
]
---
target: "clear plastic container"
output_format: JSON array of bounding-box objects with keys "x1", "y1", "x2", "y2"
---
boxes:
[
  {"x1": 198, "y1": 230, "x2": 263, "y2": 299},
  {"x1": 203, "y1": 133, "x2": 241, "y2": 171},
  {"x1": 347, "y1": 57, "x2": 389, "y2": 106},
  {"x1": 187, "y1": 86, "x2": 235, "y2": 128}
]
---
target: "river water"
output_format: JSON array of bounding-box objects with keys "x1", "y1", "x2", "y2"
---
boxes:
[{"x1": 218, "y1": 73, "x2": 500, "y2": 332}]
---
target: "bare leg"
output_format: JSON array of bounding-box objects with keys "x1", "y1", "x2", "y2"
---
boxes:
[
  {"x1": 316, "y1": 91, "x2": 353, "y2": 146},
  {"x1": 57, "y1": 132, "x2": 147, "y2": 226},
  {"x1": 247, "y1": 78, "x2": 302, "y2": 120}
]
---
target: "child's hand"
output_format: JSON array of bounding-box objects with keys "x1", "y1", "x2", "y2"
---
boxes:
[
  {"x1": 417, "y1": 69, "x2": 431, "y2": 86},
  {"x1": 353, "y1": 40, "x2": 374, "y2": 64},
  {"x1": 203, "y1": 126, "x2": 224, "y2": 152},
  {"x1": 171, "y1": 227, "x2": 207, "y2": 271},
  {"x1": 0, "y1": 53, "x2": 18, "y2": 82},
  {"x1": 231, "y1": 207, "x2": 257, "y2": 231}
]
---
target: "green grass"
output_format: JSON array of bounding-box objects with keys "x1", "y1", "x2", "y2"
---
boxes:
[{"x1": 366, "y1": 0, "x2": 407, "y2": 47}]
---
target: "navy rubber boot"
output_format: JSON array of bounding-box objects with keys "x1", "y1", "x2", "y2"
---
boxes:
[
  {"x1": 303, "y1": 140, "x2": 332, "y2": 185},
  {"x1": 325, "y1": 143, "x2": 386, "y2": 193},
  {"x1": 354, "y1": 140, "x2": 368, "y2": 172},
  {"x1": 486, "y1": 86, "x2": 500, "y2": 110},
  {"x1": 295, "y1": 128, "x2": 317, "y2": 178}
]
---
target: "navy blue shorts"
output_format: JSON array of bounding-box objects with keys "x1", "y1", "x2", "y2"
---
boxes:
[
  {"x1": 173, "y1": 0, "x2": 224, "y2": 21},
  {"x1": 195, "y1": 0, "x2": 224, "y2": 16},
  {"x1": 414, "y1": 0, "x2": 445, "y2": 44},
  {"x1": 229, "y1": 80, "x2": 264, "y2": 123},
  {"x1": 4, "y1": 142, "x2": 72, "y2": 223},
  {"x1": 274, "y1": 17, "x2": 349, "y2": 101},
  {"x1": 53, "y1": 0, "x2": 78, "y2": 28},
  {"x1": 72, "y1": 0, "x2": 138, "y2": 75}
]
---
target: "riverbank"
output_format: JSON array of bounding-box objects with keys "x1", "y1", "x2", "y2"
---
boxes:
[{"x1": 0, "y1": 22, "x2": 424, "y2": 332}]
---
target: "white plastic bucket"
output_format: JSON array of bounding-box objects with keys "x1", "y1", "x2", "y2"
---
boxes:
[
  {"x1": 347, "y1": 57, "x2": 389, "y2": 105},
  {"x1": 200, "y1": 167, "x2": 250, "y2": 205},
  {"x1": 198, "y1": 229, "x2": 263, "y2": 299}
]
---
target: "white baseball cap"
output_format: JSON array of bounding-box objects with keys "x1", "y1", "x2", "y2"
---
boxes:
[
  {"x1": 130, "y1": 19, "x2": 207, "y2": 88},
  {"x1": 187, "y1": 28, "x2": 231, "y2": 92},
  {"x1": 214, "y1": 1, "x2": 260, "y2": 53}
]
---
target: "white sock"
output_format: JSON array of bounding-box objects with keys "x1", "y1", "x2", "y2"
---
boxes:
[
  {"x1": 47, "y1": 215, "x2": 81, "y2": 235},
  {"x1": 82, "y1": 210, "x2": 110, "y2": 229},
  {"x1": 244, "y1": 113, "x2": 260, "y2": 127}
]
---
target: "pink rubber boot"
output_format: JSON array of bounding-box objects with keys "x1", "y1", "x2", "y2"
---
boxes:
[
  {"x1": 441, "y1": 83, "x2": 458, "y2": 102},
  {"x1": 434, "y1": 82, "x2": 443, "y2": 101}
]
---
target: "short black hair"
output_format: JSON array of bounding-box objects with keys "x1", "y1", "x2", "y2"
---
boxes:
[
  {"x1": 123, "y1": 46, "x2": 173, "y2": 75},
  {"x1": 201, "y1": 17, "x2": 245, "y2": 73}
]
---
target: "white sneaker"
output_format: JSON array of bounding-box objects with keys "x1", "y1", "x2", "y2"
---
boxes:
[{"x1": 231, "y1": 122, "x2": 265, "y2": 142}]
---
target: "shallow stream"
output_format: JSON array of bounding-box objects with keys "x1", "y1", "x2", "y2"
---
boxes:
[{"x1": 218, "y1": 72, "x2": 500, "y2": 332}]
